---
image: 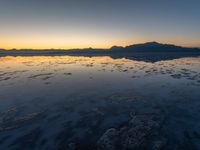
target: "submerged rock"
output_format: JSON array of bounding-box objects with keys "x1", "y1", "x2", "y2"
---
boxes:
[
  {"x1": 97, "y1": 115, "x2": 161, "y2": 150},
  {"x1": 97, "y1": 128, "x2": 118, "y2": 150}
]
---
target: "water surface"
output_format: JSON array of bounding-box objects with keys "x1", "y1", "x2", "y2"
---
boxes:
[{"x1": 0, "y1": 56, "x2": 200, "y2": 150}]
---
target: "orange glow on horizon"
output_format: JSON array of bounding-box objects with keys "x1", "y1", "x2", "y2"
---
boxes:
[{"x1": 0, "y1": 35, "x2": 199, "y2": 50}]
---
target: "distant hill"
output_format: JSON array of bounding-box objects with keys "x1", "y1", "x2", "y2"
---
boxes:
[
  {"x1": 110, "y1": 42, "x2": 200, "y2": 53},
  {"x1": 0, "y1": 42, "x2": 199, "y2": 54},
  {"x1": 0, "y1": 42, "x2": 200, "y2": 62}
]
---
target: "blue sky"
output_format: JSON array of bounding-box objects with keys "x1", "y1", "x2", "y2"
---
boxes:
[{"x1": 0, "y1": 0, "x2": 199, "y2": 49}]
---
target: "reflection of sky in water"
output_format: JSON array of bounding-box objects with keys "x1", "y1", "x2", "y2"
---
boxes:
[{"x1": 0, "y1": 56, "x2": 200, "y2": 149}]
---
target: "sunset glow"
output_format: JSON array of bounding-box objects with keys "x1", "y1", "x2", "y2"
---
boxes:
[{"x1": 0, "y1": 0, "x2": 200, "y2": 49}]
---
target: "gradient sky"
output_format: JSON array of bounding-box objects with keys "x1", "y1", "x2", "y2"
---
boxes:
[{"x1": 0, "y1": 0, "x2": 200, "y2": 49}]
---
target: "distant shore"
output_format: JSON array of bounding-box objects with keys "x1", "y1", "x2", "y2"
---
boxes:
[{"x1": 1, "y1": 42, "x2": 200, "y2": 62}]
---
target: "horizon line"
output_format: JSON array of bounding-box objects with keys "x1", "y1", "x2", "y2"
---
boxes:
[{"x1": 1, "y1": 41, "x2": 200, "y2": 50}]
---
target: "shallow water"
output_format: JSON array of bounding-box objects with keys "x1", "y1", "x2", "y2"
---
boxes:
[{"x1": 0, "y1": 56, "x2": 200, "y2": 150}]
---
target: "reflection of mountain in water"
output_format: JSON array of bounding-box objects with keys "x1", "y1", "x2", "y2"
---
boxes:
[{"x1": 1, "y1": 42, "x2": 200, "y2": 62}]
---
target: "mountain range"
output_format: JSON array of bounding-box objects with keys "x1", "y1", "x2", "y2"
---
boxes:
[
  {"x1": 110, "y1": 42, "x2": 200, "y2": 52},
  {"x1": 0, "y1": 42, "x2": 200, "y2": 62},
  {"x1": 1, "y1": 42, "x2": 199, "y2": 53}
]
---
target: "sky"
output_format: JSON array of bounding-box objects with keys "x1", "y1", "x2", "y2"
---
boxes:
[{"x1": 0, "y1": 0, "x2": 200, "y2": 49}]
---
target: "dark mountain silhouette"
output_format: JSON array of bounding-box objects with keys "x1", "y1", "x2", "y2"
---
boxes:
[
  {"x1": 0, "y1": 42, "x2": 200, "y2": 62},
  {"x1": 110, "y1": 42, "x2": 199, "y2": 53}
]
